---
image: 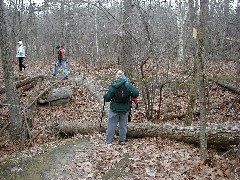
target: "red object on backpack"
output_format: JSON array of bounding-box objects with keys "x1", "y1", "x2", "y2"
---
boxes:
[{"x1": 130, "y1": 97, "x2": 138, "y2": 107}]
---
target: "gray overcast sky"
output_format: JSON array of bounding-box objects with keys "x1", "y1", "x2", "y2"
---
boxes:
[
  {"x1": 24, "y1": 0, "x2": 240, "y2": 7},
  {"x1": 33, "y1": 0, "x2": 44, "y2": 4}
]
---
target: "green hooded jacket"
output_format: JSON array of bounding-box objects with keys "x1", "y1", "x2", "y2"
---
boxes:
[{"x1": 103, "y1": 79, "x2": 139, "y2": 112}]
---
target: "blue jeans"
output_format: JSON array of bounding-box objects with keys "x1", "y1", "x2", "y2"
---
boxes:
[
  {"x1": 53, "y1": 60, "x2": 68, "y2": 77},
  {"x1": 106, "y1": 110, "x2": 129, "y2": 144}
]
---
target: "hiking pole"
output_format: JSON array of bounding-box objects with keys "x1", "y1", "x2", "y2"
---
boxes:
[{"x1": 99, "y1": 100, "x2": 106, "y2": 133}]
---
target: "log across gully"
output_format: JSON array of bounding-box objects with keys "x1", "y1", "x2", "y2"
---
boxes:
[{"x1": 58, "y1": 119, "x2": 240, "y2": 150}]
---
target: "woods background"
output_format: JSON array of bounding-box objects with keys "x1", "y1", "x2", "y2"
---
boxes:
[
  {"x1": 0, "y1": 0, "x2": 239, "y2": 161},
  {"x1": 4, "y1": 0, "x2": 239, "y2": 63}
]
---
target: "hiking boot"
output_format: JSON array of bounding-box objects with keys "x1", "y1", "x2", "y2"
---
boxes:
[{"x1": 119, "y1": 141, "x2": 125, "y2": 145}]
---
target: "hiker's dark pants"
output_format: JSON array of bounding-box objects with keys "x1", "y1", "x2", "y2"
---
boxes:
[{"x1": 18, "y1": 57, "x2": 26, "y2": 71}]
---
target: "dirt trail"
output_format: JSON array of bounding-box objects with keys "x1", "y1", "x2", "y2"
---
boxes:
[
  {"x1": 0, "y1": 73, "x2": 113, "y2": 180},
  {"x1": 0, "y1": 138, "x2": 93, "y2": 179}
]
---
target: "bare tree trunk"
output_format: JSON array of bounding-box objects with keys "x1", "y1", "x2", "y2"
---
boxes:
[
  {"x1": 121, "y1": 0, "x2": 134, "y2": 77},
  {"x1": 235, "y1": 1, "x2": 240, "y2": 67},
  {"x1": 26, "y1": 2, "x2": 38, "y2": 61},
  {"x1": 94, "y1": 4, "x2": 99, "y2": 61},
  {"x1": 185, "y1": 0, "x2": 198, "y2": 126},
  {"x1": 60, "y1": 0, "x2": 65, "y2": 45},
  {"x1": 17, "y1": 0, "x2": 23, "y2": 39},
  {"x1": 209, "y1": 0, "x2": 216, "y2": 58},
  {"x1": 220, "y1": 0, "x2": 230, "y2": 50},
  {"x1": 176, "y1": 0, "x2": 188, "y2": 62},
  {"x1": 185, "y1": 78, "x2": 196, "y2": 126},
  {"x1": 140, "y1": 58, "x2": 152, "y2": 119},
  {"x1": 197, "y1": 0, "x2": 209, "y2": 161},
  {"x1": 0, "y1": 0, "x2": 23, "y2": 140},
  {"x1": 185, "y1": 67, "x2": 197, "y2": 127}
]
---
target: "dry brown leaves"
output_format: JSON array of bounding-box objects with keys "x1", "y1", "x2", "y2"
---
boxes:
[{"x1": 0, "y1": 59, "x2": 239, "y2": 179}]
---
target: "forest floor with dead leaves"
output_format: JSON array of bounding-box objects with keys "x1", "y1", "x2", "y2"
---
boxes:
[{"x1": 0, "y1": 59, "x2": 239, "y2": 179}]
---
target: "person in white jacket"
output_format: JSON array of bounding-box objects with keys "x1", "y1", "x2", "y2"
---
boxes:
[{"x1": 16, "y1": 40, "x2": 26, "y2": 71}]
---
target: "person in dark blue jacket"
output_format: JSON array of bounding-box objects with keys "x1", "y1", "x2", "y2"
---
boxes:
[{"x1": 104, "y1": 70, "x2": 139, "y2": 144}]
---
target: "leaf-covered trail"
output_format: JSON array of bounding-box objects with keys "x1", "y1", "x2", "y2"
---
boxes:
[
  {"x1": 1, "y1": 133, "x2": 235, "y2": 179},
  {"x1": 0, "y1": 61, "x2": 238, "y2": 179}
]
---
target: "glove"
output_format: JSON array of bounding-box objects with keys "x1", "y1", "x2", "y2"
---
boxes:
[{"x1": 132, "y1": 98, "x2": 138, "y2": 104}]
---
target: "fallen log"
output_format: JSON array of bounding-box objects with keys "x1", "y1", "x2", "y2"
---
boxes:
[
  {"x1": 26, "y1": 78, "x2": 63, "y2": 109},
  {"x1": 0, "y1": 122, "x2": 10, "y2": 136},
  {"x1": 58, "y1": 120, "x2": 240, "y2": 150},
  {"x1": 19, "y1": 80, "x2": 37, "y2": 92},
  {"x1": 16, "y1": 75, "x2": 45, "y2": 89},
  {"x1": 0, "y1": 75, "x2": 45, "y2": 94},
  {"x1": 209, "y1": 78, "x2": 240, "y2": 95}
]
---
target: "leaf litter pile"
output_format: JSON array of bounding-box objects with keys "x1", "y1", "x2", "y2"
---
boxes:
[{"x1": 0, "y1": 59, "x2": 239, "y2": 179}]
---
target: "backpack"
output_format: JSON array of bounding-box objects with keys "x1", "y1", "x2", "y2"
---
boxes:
[
  {"x1": 115, "y1": 83, "x2": 130, "y2": 103},
  {"x1": 58, "y1": 48, "x2": 64, "y2": 60}
]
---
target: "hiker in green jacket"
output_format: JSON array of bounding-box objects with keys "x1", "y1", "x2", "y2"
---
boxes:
[{"x1": 103, "y1": 70, "x2": 139, "y2": 144}]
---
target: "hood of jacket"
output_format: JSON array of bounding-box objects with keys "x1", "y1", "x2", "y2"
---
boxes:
[{"x1": 111, "y1": 79, "x2": 126, "y2": 88}]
